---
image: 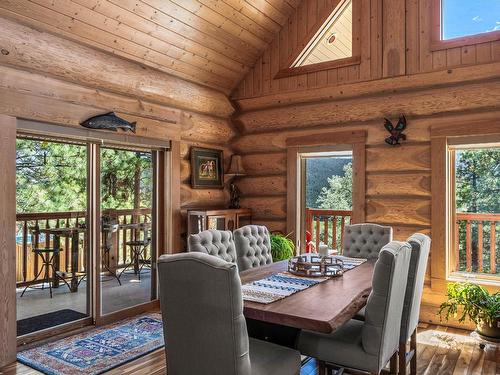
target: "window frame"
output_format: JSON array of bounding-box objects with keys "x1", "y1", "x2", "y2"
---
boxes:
[
  {"x1": 274, "y1": 0, "x2": 361, "y2": 79},
  {"x1": 431, "y1": 120, "x2": 500, "y2": 293},
  {"x1": 431, "y1": 0, "x2": 500, "y2": 51},
  {"x1": 286, "y1": 130, "x2": 366, "y2": 252}
]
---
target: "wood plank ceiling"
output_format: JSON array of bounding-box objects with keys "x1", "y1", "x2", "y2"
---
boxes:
[{"x1": 0, "y1": 0, "x2": 300, "y2": 94}]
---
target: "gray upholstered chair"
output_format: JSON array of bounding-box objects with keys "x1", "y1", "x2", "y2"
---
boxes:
[
  {"x1": 158, "y1": 252, "x2": 301, "y2": 375},
  {"x1": 343, "y1": 223, "x2": 393, "y2": 259},
  {"x1": 188, "y1": 229, "x2": 237, "y2": 264},
  {"x1": 233, "y1": 225, "x2": 273, "y2": 271},
  {"x1": 297, "y1": 241, "x2": 412, "y2": 375},
  {"x1": 352, "y1": 234, "x2": 431, "y2": 375}
]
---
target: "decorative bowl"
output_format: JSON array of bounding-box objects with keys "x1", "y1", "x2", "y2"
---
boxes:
[{"x1": 288, "y1": 253, "x2": 343, "y2": 277}]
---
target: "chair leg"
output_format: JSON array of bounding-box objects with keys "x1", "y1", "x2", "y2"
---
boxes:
[
  {"x1": 317, "y1": 360, "x2": 327, "y2": 375},
  {"x1": 399, "y1": 342, "x2": 407, "y2": 375},
  {"x1": 20, "y1": 263, "x2": 44, "y2": 297},
  {"x1": 410, "y1": 329, "x2": 417, "y2": 375},
  {"x1": 389, "y1": 352, "x2": 398, "y2": 375}
]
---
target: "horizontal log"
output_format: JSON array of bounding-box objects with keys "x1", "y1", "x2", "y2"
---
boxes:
[
  {"x1": 391, "y1": 225, "x2": 431, "y2": 241},
  {"x1": 238, "y1": 176, "x2": 287, "y2": 196},
  {"x1": 0, "y1": 87, "x2": 181, "y2": 140},
  {"x1": 180, "y1": 184, "x2": 227, "y2": 208},
  {"x1": 250, "y1": 219, "x2": 287, "y2": 234},
  {"x1": 239, "y1": 196, "x2": 286, "y2": 220},
  {"x1": 366, "y1": 144, "x2": 431, "y2": 172},
  {"x1": 366, "y1": 198, "x2": 431, "y2": 226},
  {"x1": 0, "y1": 17, "x2": 234, "y2": 117},
  {"x1": 234, "y1": 62, "x2": 500, "y2": 111},
  {"x1": 180, "y1": 112, "x2": 236, "y2": 145},
  {"x1": 232, "y1": 118, "x2": 434, "y2": 154},
  {"x1": 0, "y1": 65, "x2": 182, "y2": 124},
  {"x1": 235, "y1": 80, "x2": 500, "y2": 133},
  {"x1": 367, "y1": 172, "x2": 431, "y2": 197},
  {"x1": 241, "y1": 153, "x2": 287, "y2": 175}
]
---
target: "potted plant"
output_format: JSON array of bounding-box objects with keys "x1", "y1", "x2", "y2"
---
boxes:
[
  {"x1": 439, "y1": 282, "x2": 500, "y2": 340},
  {"x1": 270, "y1": 233, "x2": 295, "y2": 261}
]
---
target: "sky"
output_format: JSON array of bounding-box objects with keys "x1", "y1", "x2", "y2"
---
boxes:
[{"x1": 442, "y1": 0, "x2": 500, "y2": 39}]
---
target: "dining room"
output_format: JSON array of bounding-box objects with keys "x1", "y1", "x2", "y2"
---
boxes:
[{"x1": 0, "y1": 0, "x2": 499, "y2": 374}]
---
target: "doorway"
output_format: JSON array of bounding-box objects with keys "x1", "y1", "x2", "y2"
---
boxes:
[{"x1": 15, "y1": 130, "x2": 167, "y2": 339}]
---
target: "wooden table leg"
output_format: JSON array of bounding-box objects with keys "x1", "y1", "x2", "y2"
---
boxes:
[
  {"x1": 53, "y1": 234, "x2": 60, "y2": 288},
  {"x1": 70, "y1": 232, "x2": 79, "y2": 292}
]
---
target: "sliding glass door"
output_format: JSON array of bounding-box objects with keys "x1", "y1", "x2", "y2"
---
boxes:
[
  {"x1": 99, "y1": 146, "x2": 157, "y2": 315},
  {"x1": 16, "y1": 129, "x2": 165, "y2": 338},
  {"x1": 16, "y1": 136, "x2": 91, "y2": 337}
]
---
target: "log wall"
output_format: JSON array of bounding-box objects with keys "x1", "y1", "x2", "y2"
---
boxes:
[
  {"x1": 232, "y1": 0, "x2": 500, "y2": 100},
  {"x1": 0, "y1": 18, "x2": 236, "y2": 252}
]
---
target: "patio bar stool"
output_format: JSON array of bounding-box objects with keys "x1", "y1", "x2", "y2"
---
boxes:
[
  {"x1": 20, "y1": 229, "x2": 72, "y2": 298},
  {"x1": 119, "y1": 225, "x2": 151, "y2": 281}
]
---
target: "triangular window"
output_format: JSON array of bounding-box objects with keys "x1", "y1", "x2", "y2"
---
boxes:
[{"x1": 291, "y1": 0, "x2": 352, "y2": 68}]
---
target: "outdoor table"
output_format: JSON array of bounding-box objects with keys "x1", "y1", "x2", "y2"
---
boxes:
[
  {"x1": 240, "y1": 259, "x2": 374, "y2": 333},
  {"x1": 40, "y1": 226, "x2": 86, "y2": 292}
]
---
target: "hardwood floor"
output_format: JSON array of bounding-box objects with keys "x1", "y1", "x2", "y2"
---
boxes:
[{"x1": 1, "y1": 324, "x2": 498, "y2": 374}]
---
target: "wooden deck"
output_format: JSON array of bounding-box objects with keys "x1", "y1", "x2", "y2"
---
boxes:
[{"x1": 1, "y1": 323, "x2": 498, "y2": 374}]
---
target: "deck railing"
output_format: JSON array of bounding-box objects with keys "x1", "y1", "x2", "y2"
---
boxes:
[
  {"x1": 15, "y1": 208, "x2": 151, "y2": 287},
  {"x1": 455, "y1": 212, "x2": 499, "y2": 274},
  {"x1": 305, "y1": 208, "x2": 352, "y2": 253}
]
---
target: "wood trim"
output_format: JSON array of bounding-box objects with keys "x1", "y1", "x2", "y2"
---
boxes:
[
  {"x1": 286, "y1": 147, "x2": 299, "y2": 247},
  {"x1": 275, "y1": 0, "x2": 361, "y2": 79},
  {"x1": 274, "y1": 56, "x2": 361, "y2": 79},
  {"x1": 96, "y1": 301, "x2": 159, "y2": 327},
  {"x1": 168, "y1": 141, "x2": 182, "y2": 253},
  {"x1": 430, "y1": 136, "x2": 448, "y2": 288},
  {"x1": 352, "y1": 142, "x2": 366, "y2": 223},
  {"x1": 430, "y1": 0, "x2": 500, "y2": 51},
  {"x1": 286, "y1": 130, "x2": 366, "y2": 147},
  {"x1": 0, "y1": 115, "x2": 17, "y2": 367},
  {"x1": 430, "y1": 120, "x2": 500, "y2": 138}
]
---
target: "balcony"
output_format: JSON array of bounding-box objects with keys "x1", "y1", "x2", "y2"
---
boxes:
[{"x1": 455, "y1": 212, "x2": 499, "y2": 275}]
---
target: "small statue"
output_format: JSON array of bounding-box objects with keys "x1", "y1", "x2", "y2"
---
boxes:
[
  {"x1": 229, "y1": 182, "x2": 241, "y2": 209},
  {"x1": 384, "y1": 115, "x2": 407, "y2": 146}
]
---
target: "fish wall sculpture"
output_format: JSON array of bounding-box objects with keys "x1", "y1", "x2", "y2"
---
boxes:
[{"x1": 80, "y1": 112, "x2": 136, "y2": 133}]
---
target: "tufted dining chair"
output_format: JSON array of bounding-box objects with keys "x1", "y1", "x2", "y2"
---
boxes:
[
  {"x1": 353, "y1": 233, "x2": 431, "y2": 375},
  {"x1": 158, "y1": 252, "x2": 301, "y2": 375},
  {"x1": 188, "y1": 229, "x2": 237, "y2": 264},
  {"x1": 343, "y1": 223, "x2": 393, "y2": 259},
  {"x1": 297, "y1": 241, "x2": 412, "y2": 375},
  {"x1": 233, "y1": 225, "x2": 273, "y2": 272}
]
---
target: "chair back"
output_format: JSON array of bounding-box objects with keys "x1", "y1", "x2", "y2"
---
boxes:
[
  {"x1": 343, "y1": 223, "x2": 392, "y2": 259},
  {"x1": 362, "y1": 241, "x2": 412, "y2": 371},
  {"x1": 188, "y1": 229, "x2": 237, "y2": 264},
  {"x1": 233, "y1": 225, "x2": 272, "y2": 271},
  {"x1": 400, "y1": 233, "x2": 431, "y2": 343},
  {"x1": 158, "y1": 252, "x2": 251, "y2": 375}
]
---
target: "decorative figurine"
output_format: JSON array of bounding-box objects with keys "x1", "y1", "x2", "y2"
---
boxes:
[
  {"x1": 81, "y1": 112, "x2": 136, "y2": 133},
  {"x1": 384, "y1": 114, "x2": 407, "y2": 145},
  {"x1": 229, "y1": 182, "x2": 241, "y2": 209}
]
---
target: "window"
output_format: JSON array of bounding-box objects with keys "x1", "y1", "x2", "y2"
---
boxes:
[
  {"x1": 292, "y1": 0, "x2": 353, "y2": 68},
  {"x1": 432, "y1": 0, "x2": 500, "y2": 49},
  {"x1": 301, "y1": 151, "x2": 353, "y2": 252},
  {"x1": 449, "y1": 145, "x2": 499, "y2": 280},
  {"x1": 442, "y1": 0, "x2": 500, "y2": 40},
  {"x1": 275, "y1": 0, "x2": 360, "y2": 78}
]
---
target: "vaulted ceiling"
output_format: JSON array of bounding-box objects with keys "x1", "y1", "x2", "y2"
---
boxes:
[{"x1": 0, "y1": 0, "x2": 300, "y2": 94}]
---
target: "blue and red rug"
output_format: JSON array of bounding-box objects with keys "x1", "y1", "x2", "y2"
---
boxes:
[{"x1": 17, "y1": 313, "x2": 164, "y2": 375}]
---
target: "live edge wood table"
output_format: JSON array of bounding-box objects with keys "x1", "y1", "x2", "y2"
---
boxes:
[{"x1": 240, "y1": 259, "x2": 375, "y2": 333}]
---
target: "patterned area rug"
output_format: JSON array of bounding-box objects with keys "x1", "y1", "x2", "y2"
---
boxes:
[{"x1": 17, "y1": 313, "x2": 164, "y2": 375}]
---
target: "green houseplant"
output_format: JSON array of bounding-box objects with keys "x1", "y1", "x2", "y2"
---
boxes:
[
  {"x1": 270, "y1": 233, "x2": 295, "y2": 261},
  {"x1": 439, "y1": 282, "x2": 500, "y2": 339}
]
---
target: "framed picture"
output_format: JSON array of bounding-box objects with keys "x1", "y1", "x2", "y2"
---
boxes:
[{"x1": 190, "y1": 147, "x2": 224, "y2": 189}]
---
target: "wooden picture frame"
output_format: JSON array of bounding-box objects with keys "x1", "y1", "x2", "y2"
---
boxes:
[{"x1": 190, "y1": 147, "x2": 224, "y2": 189}]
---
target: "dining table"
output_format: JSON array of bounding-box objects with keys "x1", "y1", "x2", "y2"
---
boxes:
[{"x1": 240, "y1": 259, "x2": 375, "y2": 333}]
